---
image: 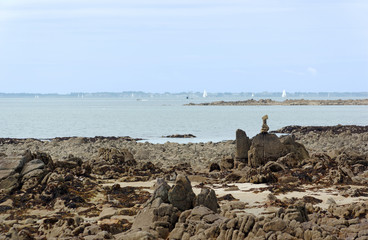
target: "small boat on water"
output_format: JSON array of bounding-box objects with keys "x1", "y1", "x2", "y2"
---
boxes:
[
  {"x1": 203, "y1": 90, "x2": 208, "y2": 98},
  {"x1": 282, "y1": 90, "x2": 287, "y2": 98}
]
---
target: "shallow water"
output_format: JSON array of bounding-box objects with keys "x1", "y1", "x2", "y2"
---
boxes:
[{"x1": 0, "y1": 97, "x2": 367, "y2": 142}]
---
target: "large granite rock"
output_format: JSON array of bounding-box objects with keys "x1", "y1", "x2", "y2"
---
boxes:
[
  {"x1": 168, "y1": 174, "x2": 196, "y2": 211},
  {"x1": 235, "y1": 129, "x2": 251, "y2": 163},
  {"x1": 248, "y1": 133, "x2": 287, "y2": 168}
]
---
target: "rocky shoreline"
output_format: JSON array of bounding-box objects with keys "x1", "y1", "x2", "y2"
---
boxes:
[
  {"x1": 1, "y1": 124, "x2": 368, "y2": 239},
  {"x1": 186, "y1": 98, "x2": 368, "y2": 106}
]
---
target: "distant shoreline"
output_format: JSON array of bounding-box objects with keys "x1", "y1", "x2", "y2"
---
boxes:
[{"x1": 185, "y1": 98, "x2": 368, "y2": 106}]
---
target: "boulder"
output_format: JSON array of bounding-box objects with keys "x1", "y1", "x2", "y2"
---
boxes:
[
  {"x1": 168, "y1": 174, "x2": 196, "y2": 211},
  {"x1": 281, "y1": 135, "x2": 309, "y2": 160},
  {"x1": 150, "y1": 178, "x2": 170, "y2": 203},
  {"x1": 235, "y1": 129, "x2": 251, "y2": 163},
  {"x1": 248, "y1": 133, "x2": 287, "y2": 168},
  {"x1": 194, "y1": 188, "x2": 219, "y2": 212},
  {"x1": 263, "y1": 218, "x2": 287, "y2": 232},
  {"x1": 0, "y1": 156, "x2": 26, "y2": 180}
]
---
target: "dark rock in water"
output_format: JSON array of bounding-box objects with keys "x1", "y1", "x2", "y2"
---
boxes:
[
  {"x1": 248, "y1": 133, "x2": 287, "y2": 168},
  {"x1": 163, "y1": 134, "x2": 196, "y2": 138},
  {"x1": 194, "y1": 188, "x2": 219, "y2": 212},
  {"x1": 209, "y1": 163, "x2": 221, "y2": 172},
  {"x1": 168, "y1": 174, "x2": 196, "y2": 211},
  {"x1": 235, "y1": 129, "x2": 251, "y2": 163}
]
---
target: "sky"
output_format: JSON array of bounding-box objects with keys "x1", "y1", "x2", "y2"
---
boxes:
[{"x1": 0, "y1": 0, "x2": 367, "y2": 93}]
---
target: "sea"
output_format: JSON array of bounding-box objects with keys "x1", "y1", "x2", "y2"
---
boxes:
[{"x1": 1, "y1": 96, "x2": 367, "y2": 143}]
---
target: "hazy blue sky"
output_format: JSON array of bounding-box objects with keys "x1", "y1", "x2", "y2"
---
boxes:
[{"x1": 0, "y1": 0, "x2": 367, "y2": 93}]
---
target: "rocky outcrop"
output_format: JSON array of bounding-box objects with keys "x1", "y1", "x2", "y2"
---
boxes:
[
  {"x1": 186, "y1": 98, "x2": 368, "y2": 106},
  {"x1": 163, "y1": 134, "x2": 196, "y2": 138},
  {"x1": 248, "y1": 133, "x2": 287, "y2": 168},
  {"x1": 88, "y1": 148, "x2": 136, "y2": 178},
  {"x1": 235, "y1": 129, "x2": 251, "y2": 163},
  {"x1": 168, "y1": 175, "x2": 196, "y2": 211},
  {"x1": 194, "y1": 188, "x2": 219, "y2": 212},
  {"x1": 0, "y1": 156, "x2": 26, "y2": 194}
]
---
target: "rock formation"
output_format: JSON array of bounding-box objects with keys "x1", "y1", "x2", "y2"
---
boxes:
[
  {"x1": 248, "y1": 133, "x2": 287, "y2": 168},
  {"x1": 168, "y1": 175, "x2": 196, "y2": 211},
  {"x1": 235, "y1": 129, "x2": 251, "y2": 163},
  {"x1": 261, "y1": 114, "x2": 269, "y2": 133}
]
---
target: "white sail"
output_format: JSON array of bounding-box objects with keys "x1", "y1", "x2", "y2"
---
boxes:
[
  {"x1": 203, "y1": 90, "x2": 208, "y2": 98},
  {"x1": 282, "y1": 90, "x2": 287, "y2": 98}
]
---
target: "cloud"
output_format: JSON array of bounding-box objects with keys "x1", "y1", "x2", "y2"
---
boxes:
[
  {"x1": 307, "y1": 67, "x2": 317, "y2": 76},
  {"x1": 283, "y1": 67, "x2": 318, "y2": 77}
]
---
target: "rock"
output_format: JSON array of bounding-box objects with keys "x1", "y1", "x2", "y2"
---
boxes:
[
  {"x1": 0, "y1": 156, "x2": 26, "y2": 180},
  {"x1": 0, "y1": 173, "x2": 19, "y2": 194},
  {"x1": 209, "y1": 163, "x2": 221, "y2": 172},
  {"x1": 235, "y1": 129, "x2": 251, "y2": 162},
  {"x1": 248, "y1": 133, "x2": 287, "y2": 168},
  {"x1": 281, "y1": 135, "x2": 309, "y2": 160},
  {"x1": 168, "y1": 174, "x2": 195, "y2": 211},
  {"x1": 194, "y1": 188, "x2": 219, "y2": 212},
  {"x1": 21, "y1": 159, "x2": 45, "y2": 176},
  {"x1": 263, "y1": 218, "x2": 287, "y2": 232},
  {"x1": 54, "y1": 155, "x2": 82, "y2": 169},
  {"x1": 98, "y1": 207, "x2": 117, "y2": 220},
  {"x1": 168, "y1": 206, "x2": 225, "y2": 239},
  {"x1": 220, "y1": 156, "x2": 234, "y2": 170},
  {"x1": 98, "y1": 219, "x2": 129, "y2": 234},
  {"x1": 261, "y1": 115, "x2": 270, "y2": 133},
  {"x1": 276, "y1": 152, "x2": 300, "y2": 168},
  {"x1": 263, "y1": 161, "x2": 286, "y2": 172},
  {"x1": 116, "y1": 230, "x2": 157, "y2": 240},
  {"x1": 90, "y1": 148, "x2": 137, "y2": 177},
  {"x1": 151, "y1": 178, "x2": 170, "y2": 203}
]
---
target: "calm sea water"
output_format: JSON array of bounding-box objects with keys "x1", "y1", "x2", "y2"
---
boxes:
[{"x1": 0, "y1": 97, "x2": 367, "y2": 143}]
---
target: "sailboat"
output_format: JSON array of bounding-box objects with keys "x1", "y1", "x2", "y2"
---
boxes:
[
  {"x1": 203, "y1": 90, "x2": 208, "y2": 98},
  {"x1": 282, "y1": 90, "x2": 287, "y2": 98}
]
